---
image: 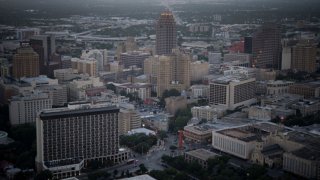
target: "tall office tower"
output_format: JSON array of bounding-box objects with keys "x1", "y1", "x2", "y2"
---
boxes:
[
  {"x1": 291, "y1": 40, "x2": 317, "y2": 73},
  {"x1": 252, "y1": 24, "x2": 281, "y2": 69},
  {"x1": 120, "y1": 51, "x2": 151, "y2": 69},
  {"x1": 157, "y1": 49, "x2": 191, "y2": 96},
  {"x1": 156, "y1": 11, "x2": 177, "y2": 55},
  {"x1": 30, "y1": 35, "x2": 56, "y2": 73},
  {"x1": 13, "y1": 46, "x2": 40, "y2": 79},
  {"x1": 244, "y1": 36, "x2": 252, "y2": 54},
  {"x1": 36, "y1": 105, "x2": 129, "y2": 179}
]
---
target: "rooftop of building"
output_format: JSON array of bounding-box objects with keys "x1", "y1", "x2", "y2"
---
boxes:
[
  {"x1": 39, "y1": 105, "x2": 119, "y2": 120},
  {"x1": 287, "y1": 131, "x2": 320, "y2": 158},
  {"x1": 216, "y1": 122, "x2": 292, "y2": 142},
  {"x1": 120, "y1": 174, "x2": 156, "y2": 180},
  {"x1": 291, "y1": 81, "x2": 320, "y2": 88},
  {"x1": 185, "y1": 149, "x2": 219, "y2": 161}
]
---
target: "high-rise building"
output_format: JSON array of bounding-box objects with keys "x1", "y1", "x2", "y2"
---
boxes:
[
  {"x1": 156, "y1": 11, "x2": 177, "y2": 55},
  {"x1": 157, "y1": 49, "x2": 191, "y2": 96},
  {"x1": 13, "y1": 46, "x2": 40, "y2": 79},
  {"x1": 36, "y1": 104, "x2": 129, "y2": 179},
  {"x1": 291, "y1": 40, "x2": 317, "y2": 73},
  {"x1": 9, "y1": 92, "x2": 52, "y2": 125},
  {"x1": 119, "y1": 109, "x2": 141, "y2": 135},
  {"x1": 244, "y1": 36, "x2": 252, "y2": 54},
  {"x1": 30, "y1": 35, "x2": 56, "y2": 73},
  {"x1": 209, "y1": 76, "x2": 256, "y2": 110},
  {"x1": 252, "y1": 24, "x2": 281, "y2": 69}
]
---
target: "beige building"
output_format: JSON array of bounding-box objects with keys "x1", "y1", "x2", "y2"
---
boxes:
[
  {"x1": 291, "y1": 40, "x2": 317, "y2": 73},
  {"x1": 289, "y1": 82, "x2": 320, "y2": 98},
  {"x1": 36, "y1": 105, "x2": 130, "y2": 179},
  {"x1": 248, "y1": 106, "x2": 272, "y2": 121},
  {"x1": 291, "y1": 99, "x2": 320, "y2": 116},
  {"x1": 184, "y1": 124, "x2": 215, "y2": 143},
  {"x1": 13, "y1": 46, "x2": 39, "y2": 79},
  {"x1": 157, "y1": 49, "x2": 191, "y2": 97},
  {"x1": 68, "y1": 77, "x2": 104, "y2": 101},
  {"x1": 191, "y1": 106, "x2": 226, "y2": 120},
  {"x1": 165, "y1": 96, "x2": 187, "y2": 115},
  {"x1": 191, "y1": 61, "x2": 209, "y2": 82},
  {"x1": 119, "y1": 109, "x2": 141, "y2": 135},
  {"x1": 209, "y1": 77, "x2": 256, "y2": 110},
  {"x1": 266, "y1": 80, "x2": 294, "y2": 96},
  {"x1": 184, "y1": 149, "x2": 219, "y2": 169},
  {"x1": 71, "y1": 58, "x2": 97, "y2": 77},
  {"x1": 190, "y1": 85, "x2": 209, "y2": 98},
  {"x1": 115, "y1": 37, "x2": 138, "y2": 60}
]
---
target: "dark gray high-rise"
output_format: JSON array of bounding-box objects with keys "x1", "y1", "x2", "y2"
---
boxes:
[
  {"x1": 252, "y1": 24, "x2": 281, "y2": 69},
  {"x1": 156, "y1": 11, "x2": 177, "y2": 55}
]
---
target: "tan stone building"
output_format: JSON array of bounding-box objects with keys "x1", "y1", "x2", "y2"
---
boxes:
[
  {"x1": 165, "y1": 96, "x2": 187, "y2": 115},
  {"x1": 157, "y1": 49, "x2": 191, "y2": 97},
  {"x1": 291, "y1": 40, "x2": 317, "y2": 73},
  {"x1": 119, "y1": 109, "x2": 141, "y2": 135},
  {"x1": 184, "y1": 149, "x2": 219, "y2": 169},
  {"x1": 71, "y1": 58, "x2": 97, "y2": 77},
  {"x1": 191, "y1": 61, "x2": 209, "y2": 82},
  {"x1": 289, "y1": 82, "x2": 320, "y2": 98},
  {"x1": 13, "y1": 46, "x2": 39, "y2": 79}
]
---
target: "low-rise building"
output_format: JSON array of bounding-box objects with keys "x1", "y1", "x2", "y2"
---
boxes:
[
  {"x1": 184, "y1": 124, "x2": 215, "y2": 143},
  {"x1": 266, "y1": 80, "x2": 294, "y2": 96},
  {"x1": 289, "y1": 81, "x2": 320, "y2": 98},
  {"x1": 248, "y1": 106, "x2": 272, "y2": 121},
  {"x1": 190, "y1": 85, "x2": 209, "y2": 98},
  {"x1": 291, "y1": 99, "x2": 320, "y2": 116},
  {"x1": 119, "y1": 109, "x2": 141, "y2": 135},
  {"x1": 165, "y1": 96, "x2": 187, "y2": 115},
  {"x1": 141, "y1": 113, "x2": 169, "y2": 132},
  {"x1": 191, "y1": 106, "x2": 226, "y2": 120},
  {"x1": 184, "y1": 149, "x2": 219, "y2": 169}
]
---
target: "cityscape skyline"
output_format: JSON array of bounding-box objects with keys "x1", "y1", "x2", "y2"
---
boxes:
[{"x1": 0, "y1": 1, "x2": 320, "y2": 180}]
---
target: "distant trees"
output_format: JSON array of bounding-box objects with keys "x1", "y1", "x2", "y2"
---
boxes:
[
  {"x1": 158, "y1": 155, "x2": 270, "y2": 180},
  {"x1": 169, "y1": 107, "x2": 192, "y2": 132},
  {"x1": 271, "y1": 112, "x2": 320, "y2": 127},
  {"x1": 119, "y1": 133, "x2": 157, "y2": 154}
]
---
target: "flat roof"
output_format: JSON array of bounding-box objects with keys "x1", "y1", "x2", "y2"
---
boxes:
[
  {"x1": 40, "y1": 106, "x2": 119, "y2": 120},
  {"x1": 120, "y1": 175, "x2": 156, "y2": 180},
  {"x1": 185, "y1": 149, "x2": 218, "y2": 161}
]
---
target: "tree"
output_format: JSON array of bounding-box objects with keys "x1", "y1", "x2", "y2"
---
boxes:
[
  {"x1": 113, "y1": 169, "x2": 118, "y2": 177},
  {"x1": 170, "y1": 145, "x2": 177, "y2": 151},
  {"x1": 35, "y1": 170, "x2": 53, "y2": 180},
  {"x1": 158, "y1": 130, "x2": 168, "y2": 140},
  {"x1": 139, "y1": 163, "x2": 148, "y2": 174},
  {"x1": 106, "y1": 84, "x2": 116, "y2": 93}
]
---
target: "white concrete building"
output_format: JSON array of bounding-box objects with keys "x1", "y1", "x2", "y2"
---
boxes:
[
  {"x1": 190, "y1": 85, "x2": 209, "y2": 98},
  {"x1": 208, "y1": 52, "x2": 221, "y2": 64},
  {"x1": 209, "y1": 76, "x2": 256, "y2": 110},
  {"x1": 248, "y1": 106, "x2": 272, "y2": 121},
  {"x1": 9, "y1": 92, "x2": 52, "y2": 125}
]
